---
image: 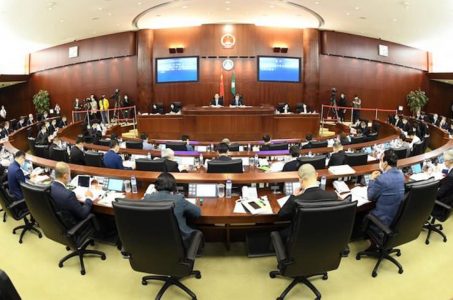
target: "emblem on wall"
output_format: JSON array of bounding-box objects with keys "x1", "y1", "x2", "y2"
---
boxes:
[
  {"x1": 221, "y1": 33, "x2": 236, "y2": 49},
  {"x1": 222, "y1": 59, "x2": 234, "y2": 71}
]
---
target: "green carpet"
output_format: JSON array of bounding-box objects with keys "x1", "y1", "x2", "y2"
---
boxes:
[{"x1": 1, "y1": 216, "x2": 452, "y2": 300}]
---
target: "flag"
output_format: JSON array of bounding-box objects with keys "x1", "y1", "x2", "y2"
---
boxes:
[
  {"x1": 231, "y1": 72, "x2": 236, "y2": 96},
  {"x1": 219, "y1": 73, "x2": 225, "y2": 98}
]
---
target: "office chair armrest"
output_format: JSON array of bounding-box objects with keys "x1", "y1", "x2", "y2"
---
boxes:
[
  {"x1": 8, "y1": 199, "x2": 26, "y2": 209},
  {"x1": 67, "y1": 214, "x2": 96, "y2": 237},
  {"x1": 366, "y1": 214, "x2": 393, "y2": 236},
  {"x1": 435, "y1": 200, "x2": 452, "y2": 211},
  {"x1": 271, "y1": 231, "x2": 287, "y2": 263},
  {"x1": 186, "y1": 231, "x2": 203, "y2": 261}
]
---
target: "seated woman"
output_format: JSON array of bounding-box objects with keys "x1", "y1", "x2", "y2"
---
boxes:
[{"x1": 143, "y1": 172, "x2": 201, "y2": 249}]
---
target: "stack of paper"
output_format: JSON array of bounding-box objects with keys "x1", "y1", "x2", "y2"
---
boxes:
[{"x1": 328, "y1": 165, "x2": 356, "y2": 175}]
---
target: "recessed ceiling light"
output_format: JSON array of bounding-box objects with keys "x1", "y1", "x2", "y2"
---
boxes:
[
  {"x1": 182, "y1": 5, "x2": 188, "y2": 8},
  {"x1": 270, "y1": 5, "x2": 274, "y2": 8},
  {"x1": 98, "y1": 7, "x2": 103, "y2": 11},
  {"x1": 315, "y1": 1, "x2": 320, "y2": 4},
  {"x1": 137, "y1": 1, "x2": 142, "y2": 5},
  {"x1": 107, "y1": 12, "x2": 112, "y2": 16},
  {"x1": 346, "y1": 12, "x2": 350, "y2": 15},
  {"x1": 59, "y1": 19, "x2": 64, "y2": 22},
  {"x1": 226, "y1": 7, "x2": 231, "y2": 10},
  {"x1": 355, "y1": 6, "x2": 360, "y2": 10},
  {"x1": 393, "y1": 18, "x2": 398, "y2": 22},
  {"x1": 225, "y1": 1, "x2": 231, "y2": 4}
]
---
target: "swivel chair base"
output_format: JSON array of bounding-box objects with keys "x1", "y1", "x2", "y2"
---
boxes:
[
  {"x1": 142, "y1": 271, "x2": 201, "y2": 300},
  {"x1": 58, "y1": 239, "x2": 106, "y2": 275},
  {"x1": 269, "y1": 271, "x2": 328, "y2": 300},
  {"x1": 424, "y1": 218, "x2": 447, "y2": 244},
  {"x1": 356, "y1": 247, "x2": 403, "y2": 277},
  {"x1": 12, "y1": 216, "x2": 42, "y2": 243}
]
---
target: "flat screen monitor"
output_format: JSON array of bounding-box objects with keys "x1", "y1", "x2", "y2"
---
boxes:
[
  {"x1": 411, "y1": 164, "x2": 422, "y2": 174},
  {"x1": 78, "y1": 175, "x2": 91, "y2": 188},
  {"x1": 195, "y1": 184, "x2": 217, "y2": 198},
  {"x1": 108, "y1": 178, "x2": 124, "y2": 192},
  {"x1": 257, "y1": 56, "x2": 301, "y2": 83},
  {"x1": 156, "y1": 56, "x2": 199, "y2": 83}
]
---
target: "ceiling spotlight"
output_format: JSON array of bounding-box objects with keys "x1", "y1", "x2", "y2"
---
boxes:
[
  {"x1": 346, "y1": 12, "x2": 350, "y2": 15},
  {"x1": 354, "y1": 6, "x2": 360, "y2": 10},
  {"x1": 225, "y1": 1, "x2": 231, "y2": 3},
  {"x1": 315, "y1": 1, "x2": 320, "y2": 4},
  {"x1": 226, "y1": 7, "x2": 231, "y2": 10}
]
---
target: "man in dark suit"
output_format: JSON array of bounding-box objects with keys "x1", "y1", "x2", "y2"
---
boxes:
[
  {"x1": 211, "y1": 93, "x2": 224, "y2": 106},
  {"x1": 50, "y1": 162, "x2": 97, "y2": 225},
  {"x1": 103, "y1": 140, "x2": 124, "y2": 169},
  {"x1": 7, "y1": 151, "x2": 28, "y2": 200},
  {"x1": 15, "y1": 117, "x2": 26, "y2": 130},
  {"x1": 70, "y1": 137, "x2": 85, "y2": 165},
  {"x1": 25, "y1": 113, "x2": 34, "y2": 126},
  {"x1": 430, "y1": 113, "x2": 439, "y2": 126},
  {"x1": 161, "y1": 148, "x2": 180, "y2": 172},
  {"x1": 296, "y1": 103, "x2": 311, "y2": 114},
  {"x1": 328, "y1": 141, "x2": 346, "y2": 167},
  {"x1": 48, "y1": 136, "x2": 63, "y2": 160},
  {"x1": 400, "y1": 118, "x2": 411, "y2": 133},
  {"x1": 260, "y1": 134, "x2": 272, "y2": 151},
  {"x1": 282, "y1": 145, "x2": 301, "y2": 172},
  {"x1": 278, "y1": 164, "x2": 338, "y2": 239},
  {"x1": 36, "y1": 125, "x2": 49, "y2": 145},
  {"x1": 231, "y1": 94, "x2": 244, "y2": 107},
  {"x1": 301, "y1": 133, "x2": 315, "y2": 149},
  {"x1": 213, "y1": 143, "x2": 231, "y2": 161},
  {"x1": 57, "y1": 116, "x2": 68, "y2": 128},
  {"x1": 436, "y1": 149, "x2": 453, "y2": 207},
  {"x1": 143, "y1": 172, "x2": 201, "y2": 249}
]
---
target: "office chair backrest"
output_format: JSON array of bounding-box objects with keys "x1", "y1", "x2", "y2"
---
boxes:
[
  {"x1": 410, "y1": 142, "x2": 424, "y2": 157},
  {"x1": 84, "y1": 151, "x2": 104, "y2": 167},
  {"x1": 135, "y1": 158, "x2": 166, "y2": 172},
  {"x1": 298, "y1": 155, "x2": 327, "y2": 170},
  {"x1": 393, "y1": 147, "x2": 408, "y2": 159},
  {"x1": 367, "y1": 132, "x2": 378, "y2": 141},
  {"x1": 207, "y1": 159, "x2": 243, "y2": 173},
  {"x1": 295, "y1": 102, "x2": 304, "y2": 113},
  {"x1": 50, "y1": 148, "x2": 69, "y2": 162},
  {"x1": 350, "y1": 135, "x2": 366, "y2": 144},
  {"x1": 27, "y1": 137, "x2": 36, "y2": 154},
  {"x1": 269, "y1": 143, "x2": 289, "y2": 151},
  {"x1": 165, "y1": 142, "x2": 187, "y2": 151},
  {"x1": 113, "y1": 200, "x2": 189, "y2": 277},
  {"x1": 284, "y1": 201, "x2": 357, "y2": 277},
  {"x1": 97, "y1": 139, "x2": 111, "y2": 147},
  {"x1": 126, "y1": 140, "x2": 143, "y2": 149},
  {"x1": 20, "y1": 182, "x2": 75, "y2": 248},
  {"x1": 309, "y1": 140, "x2": 328, "y2": 149},
  {"x1": 344, "y1": 152, "x2": 368, "y2": 166},
  {"x1": 228, "y1": 143, "x2": 240, "y2": 152},
  {"x1": 34, "y1": 144, "x2": 49, "y2": 159},
  {"x1": 387, "y1": 180, "x2": 439, "y2": 248},
  {"x1": 0, "y1": 269, "x2": 21, "y2": 300},
  {"x1": 83, "y1": 135, "x2": 94, "y2": 144}
]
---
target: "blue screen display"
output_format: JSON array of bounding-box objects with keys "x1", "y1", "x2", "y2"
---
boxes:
[
  {"x1": 156, "y1": 57, "x2": 199, "y2": 83},
  {"x1": 258, "y1": 56, "x2": 301, "y2": 82}
]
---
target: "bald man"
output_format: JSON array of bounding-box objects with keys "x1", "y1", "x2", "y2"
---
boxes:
[{"x1": 278, "y1": 164, "x2": 338, "y2": 220}]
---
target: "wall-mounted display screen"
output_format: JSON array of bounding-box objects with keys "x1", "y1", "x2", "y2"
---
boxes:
[
  {"x1": 257, "y1": 56, "x2": 301, "y2": 83},
  {"x1": 155, "y1": 56, "x2": 199, "y2": 83}
]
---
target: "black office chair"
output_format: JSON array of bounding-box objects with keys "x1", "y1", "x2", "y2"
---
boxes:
[
  {"x1": 356, "y1": 179, "x2": 439, "y2": 277},
  {"x1": 34, "y1": 144, "x2": 49, "y2": 159},
  {"x1": 84, "y1": 151, "x2": 104, "y2": 167},
  {"x1": 270, "y1": 201, "x2": 357, "y2": 300},
  {"x1": 27, "y1": 137, "x2": 36, "y2": 154},
  {"x1": 165, "y1": 142, "x2": 188, "y2": 151},
  {"x1": 135, "y1": 158, "x2": 167, "y2": 172},
  {"x1": 410, "y1": 142, "x2": 424, "y2": 157},
  {"x1": 228, "y1": 143, "x2": 240, "y2": 152},
  {"x1": 126, "y1": 140, "x2": 143, "y2": 149},
  {"x1": 424, "y1": 200, "x2": 451, "y2": 244},
  {"x1": 153, "y1": 102, "x2": 165, "y2": 114},
  {"x1": 96, "y1": 139, "x2": 111, "y2": 147},
  {"x1": 113, "y1": 200, "x2": 202, "y2": 300},
  {"x1": 0, "y1": 175, "x2": 42, "y2": 243},
  {"x1": 269, "y1": 143, "x2": 289, "y2": 151},
  {"x1": 367, "y1": 132, "x2": 378, "y2": 141},
  {"x1": 344, "y1": 152, "x2": 368, "y2": 166},
  {"x1": 0, "y1": 269, "x2": 21, "y2": 300},
  {"x1": 309, "y1": 140, "x2": 328, "y2": 149},
  {"x1": 20, "y1": 182, "x2": 106, "y2": 275},
  {"x1": 207, "y1": 159, "x2": 243, "y2": 173},
  {"x1": 393, "y1": 147, "x2": 408, "y2": 160},
  {"x1": 83, "y1": 135, "x2": 94, "y2": 144},
  {"x1": 298, "y1": 155, "x2": 327, "y2": 170},
  {"x1": 350, "y1": 135, "x2": 366, "y2": 144},
  {"x1": 49, "y1": 148, "x2": 69, "y2": 162}
]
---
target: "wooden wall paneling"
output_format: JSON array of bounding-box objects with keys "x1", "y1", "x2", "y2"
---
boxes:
[
  {"x1": 426, "y1": 80, "x2": 453, "y2": 116},
  {"x1": 137, "y1": 29, "x2": 154, "y2": 113},
  {"x1": 302, "y1": 28, "x2": 320, "y2": 109}
]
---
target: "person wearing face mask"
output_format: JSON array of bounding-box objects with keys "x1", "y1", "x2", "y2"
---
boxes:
[
  {"x1": 57, "y1": 115, "x2": 68, "y2": 128},
  {"x1": 15, "y1": 116, "x2": 26, "y2": 130},
  {"x1": 210, "y1": 93, "x2": 224, "y2": 107},
  {"x1": 36, "y1": 125, "x2": 49, "y2": 145},
  {"x1": 7, "y1": 151, "x2": 29, "y2": 200},
  {"x1": 48, "y1": 119, "x2": 57, "y2": 135},
  {"x1": 366, "y1": 150, "x2": 405, "y2": 243},
  {"x1": 151, "y1": 104, "x2": 163, "y2": 115},
  {"x1": 0, "y1": 105, "x2": 6, "y2": 120},
  {"x1": 50, "y1": 162, "x2": 98, "y2": 225},
  {"x1": 103, "y1": 139, "x2": 124, "y2": 169},
  {"x1": 0, "y1": 121, "x2": 10, "y2": 138},
  {"x1": 25, "y1": 113, "x2": 34, "y2": 126},
  {"x1": 48, "y1": 136, "x2": 63, "y2": 159},
  {"x1": 337, "y1": 93, "x2": 347, "y2": 122},
  {"x1": 70, "y1": 137, "x2": 86, "y2": 165},
  {"x1": 42, "y1": 111, "x2": 49, "y2": 121},
  {"x1": 231, "y1": 93, "x2": 244, "y2": 107}
]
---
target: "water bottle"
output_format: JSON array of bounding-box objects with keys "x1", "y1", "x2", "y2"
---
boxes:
[
  {"x1": 248, "y1": 143, "x2": 251, "y2": 151},
  {"x1": 131, "y1": 176, "x2": 138, "y2": 193},
  {"x1": 254, "y1": 154, "x2": 259, "y2": 167},
  {"x1": 210, "y1": 143, "x2": 214, "y2": 152},
  {"x1": 226, "y1": 179, "x2": 232, "y2": 198},
  {"x1": 147, "y1": 152, "x2": 151, "y2": 159},
  {"x1": 320, "y1": 176, "x2": 327, "y2": 190},
  {"x1": 199, "y1": 153, "x2": 204, "y2": 167}
]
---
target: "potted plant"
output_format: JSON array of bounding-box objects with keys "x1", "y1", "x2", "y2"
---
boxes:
[
  {"x1": 32, "y1": 90, "x2": 50, "y2": 114},
  {"x1": 406, "y1": 89, "x2": 429, "y2": 115}
]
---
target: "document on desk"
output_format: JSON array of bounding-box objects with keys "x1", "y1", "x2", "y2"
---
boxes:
[
  {"x1": 233, "y1": 201, "x2": 247, "y2": 214},
  {"x1": 268, "y1": 161, "x2": 285, "y2": 173},
  {"x1": 98, "y1": 192, "x2": 125, "y2": 207},
  {"x1": 277, "y1": 196, "x2": 290, "y2": 208},
  {"x1": 186, "y1": 198, "x2": 196, "y2": 205},
  {"x1": 409, "y1": 172, "x2": 444, "y2": 182},
  {"x1": 328, "y1": 165, "x2": 356, "y2": 175},
  {"x1": 240, "y1": 196, "x2": 273, "y2": 215},
  {"x1": 348, "y1": 186, "x2": 370, "y2": 206}
]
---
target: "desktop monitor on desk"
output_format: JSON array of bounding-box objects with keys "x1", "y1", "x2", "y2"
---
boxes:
[
  {"x1": 188, "y1": 184, "x2": 218, "y2": 198},
  {"x1": 108, "y1": 178, "x2": 124, "y2": 192}
]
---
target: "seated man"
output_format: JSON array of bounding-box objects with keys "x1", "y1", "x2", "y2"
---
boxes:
[
  {"x1": 151, "y1": 104, "x2": 164, "y2": 114},
  {"x1": 169, "y1": 103, "x2": 181, "y2": 114},
  {"x1": 260, "y1": 134, "x2": 272, "y2": 151},
  {"x1": 430, "y1": 113, "x2": 439, "y2": 126},
  {"x1": 70, "y1": 137, "x2": 85, "y2": 165},
  {"x1": 211, "y1": 93, "x2": 224, "y2": 106},
  {"x1": 301, "y1": 133, "x2": 315, "y2": 149},
  {"x1": 358, "y1": 120, "x2": 370, "y2": 136},
  {"x1": 0, "y1": 124, "x2": 7, "y2": 139},
  {"x1": 282, "y1": 145, "x2": 301, "y2": 172},
  {"x1": 50, "y1": 162, "x2": 97, "y2": 225},
  {"x1": 7, "y1": 151, "x2": 28, "y2": 200},
  {"x1": 161, "y1": 148, "x2": 180, "y2": 172},
  {"x1": 25, "y1": 113, "x2": 34, "y2": 126},
  {"x1": 278, "y1": 164, "x2": 338, "y2": 239},
  {"x1": 213, "y1": 143, "x2": 231, "y2": 161},
  {"x1": 436, "y1": 149, "x2": 453, "y2": 207},
  {"x1": 400, "y1": 118, "x2": 411, "y2": 133},
  {"x1": 57, "y1": 115, "x2": 68, "y2": 128},
  {"x1": 407, "y1": 129, "x2": 421, "y2": 150},
  {"x1": 338, "y1": 132, "x2": 351, "y2": 145},
  {"x1": 15, "y1": 117, "x2": 26, "y2": 130},
  {"x1": 103, "y1": 140, "x2": 124, "y2": 169},
  {"x1": 181, "y1": 134, "x2": 194, "y2": 151},
  {"x1": 328, "y1": 141, "x2": 346, "y2": 167},
  {"x1": 365, "y1": 150, "x2": 405, "y2": 248},
  {"x1": 36, "y1": 125, "x2": 49, "y2": 145},
  {"x1": 141, "y1": 133, "x2": 154, "y2": 151},
  {"x1": 231, "y1": 93, "x2": 244, "y2": 106},
  {"x1": 296, "y1": 102, "x2": 311, "y2": 114},
  {"x1": 48, "y1": 136, "x2": 63, "y2": 159},
  {"x1": 144, "y1": 172, "x2": 201, "y2": 249}
]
